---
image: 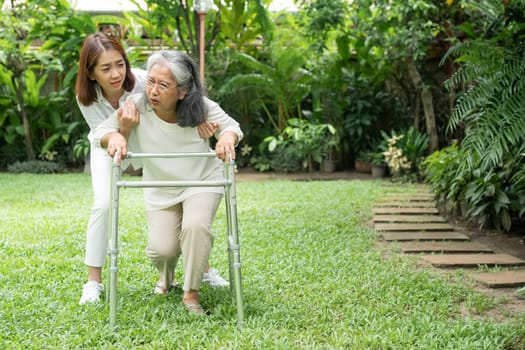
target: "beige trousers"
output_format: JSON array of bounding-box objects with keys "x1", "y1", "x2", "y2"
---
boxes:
[{"x1": 146, "y1": 192, "x2": 222, "y2": 292}]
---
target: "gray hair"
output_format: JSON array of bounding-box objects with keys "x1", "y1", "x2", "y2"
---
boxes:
[{"x1": 145, "y1": 50, "x2": 206, "y2": 127}]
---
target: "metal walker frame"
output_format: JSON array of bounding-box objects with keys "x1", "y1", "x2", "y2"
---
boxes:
[{"x1": 107, "y1": 152, "x2": 244, "y2": 328}]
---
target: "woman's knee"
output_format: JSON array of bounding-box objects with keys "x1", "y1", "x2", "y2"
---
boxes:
[
  {"x1": 180, "y1": 221, "x2": 215, "y2": 245},
  {"x1": 147, "y1": 239, "x2": 178, "y2": 258}
]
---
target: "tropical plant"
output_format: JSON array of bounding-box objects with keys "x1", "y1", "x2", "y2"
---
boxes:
[
  {"x1": 423, "y1": 143, "x2": 467, "y2": 211},
  {"x1": 265, "y1": 118, "x2": 339, "y2": 173},
  {"x1": 216, "y1": 0, "x2": 273, "y2": 50},
  {"x1": 0, "y1": 1, "x2": 52, "y2": 160},
  {"x1": 343, "y1": 0, "x2": 448, "y2": 152},
  {"x1": 125, "y1": 0, "x2": 271, "y2": 67},
  {"x1": 430, "y1": 0, "x2": 525, "y2": 231},
  {"x1": 0, "y1": 0, "x2": 91, "y2": 166},
  {"x1": 368, "y1": 151, "x2": 387, "y2": 167},
  {"x1": 444, "y1": 1, "x2": 525, "y2": 171},
  {"x1": 218, "y1": 47, "x2": 313, "y2": 134},
  {"x1": 381, "y1": 127, "x2": 429, "y2": 181}
]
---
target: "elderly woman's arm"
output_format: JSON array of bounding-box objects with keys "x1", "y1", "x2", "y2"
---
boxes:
[{"x1": 204, "y1": 97, "x2": 243, "y2": 162}]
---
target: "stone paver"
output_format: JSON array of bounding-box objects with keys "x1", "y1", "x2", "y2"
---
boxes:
[
  {"x1": 373, "y1": 207, "x2": 439, "y2": 214},
  {"x1": 420, "y1": 254, "x2": 525, "y2": 268},
  {"x1": 374, "y1": 201, "x2": 437, "y2": 208},
  {"x1": 382, "y1": 232, "x2": 470, "y2": 241},
  {"x1": 373, "y1": 214, "x2": 447, "y2": 223},
  {"x1": 469, "y1": 270, "x2": 525, "y2": 288},
  {"x1": 375, "y1": 222, "x2": 454, "y2": 231},
  {"x1": 396, "y1": 241, "x2": 493, "y2": 253},
  {"x1": 381, "y1": 194, "x2": 435, "y2": 201}
]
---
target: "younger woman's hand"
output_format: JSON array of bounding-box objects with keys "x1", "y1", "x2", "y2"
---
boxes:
[
  {"x1": 197, "y1": 121, "x2": 218, "y2": 139},
  {"x1": 118, "y1": 100, "x2": 140, "y2": 138}
]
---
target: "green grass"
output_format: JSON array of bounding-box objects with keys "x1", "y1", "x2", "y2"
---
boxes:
[{"x1": 0, "y1": 173, "x2": 524, "y2": 349}]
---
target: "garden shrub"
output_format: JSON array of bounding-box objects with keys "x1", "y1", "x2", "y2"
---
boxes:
[{"x1": 7, "y1": 160, "x2": 65, "y2": 174}]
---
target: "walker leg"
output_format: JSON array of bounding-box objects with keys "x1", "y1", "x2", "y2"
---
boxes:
[
  {"x1": 108, "y1": 162, "x2": 121, "y2": 329},
  {"x1": 224, "y1": 161, "x2": 244, "y2": 325}
]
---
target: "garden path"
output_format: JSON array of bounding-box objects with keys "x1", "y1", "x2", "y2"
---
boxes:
[
  {"x1": 235, "y1": 169, "x2": 525, "y2": 316},
  {"x1": 372, "y1": 185, "x2": 525, "y2": 318}
]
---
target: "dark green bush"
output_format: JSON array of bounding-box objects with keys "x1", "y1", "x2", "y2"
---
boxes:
[
  {"x1": 7, "y1": 160, "x2": 65, "y2": 174},
  {"x1": 424, "y1": 143, "x2": 522, "y2": 232}
]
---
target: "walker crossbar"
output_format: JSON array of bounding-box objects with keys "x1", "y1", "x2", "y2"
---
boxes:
[
  {"x1": 117, "y1": 180, "x2": 232, "y2": 188},
  {"x1": 108, "y1": 152, "x2": 244, "y2": 329}
]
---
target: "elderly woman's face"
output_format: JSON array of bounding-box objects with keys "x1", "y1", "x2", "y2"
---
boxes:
[{"x1": 146, "y1": 63, "x2": 186, "y2": 117}]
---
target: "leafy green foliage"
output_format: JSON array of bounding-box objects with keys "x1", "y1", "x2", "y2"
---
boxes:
[
  {"x1": 0, "y1": 0, "x2": 93, "y2": 167},
  {"x1": 216, "y1": 0, "x2": 273, "y2": 49},
  {"x1": 0, "y1": 174, "x2": 524, "y2": 348},
  {"x1": 381, "y1": 127, "x2": 429, "y2": 182},
  {"x1": 265, "y1": 118, "x2": 339, "y2": 173},
  {"x1": 219, "y1": 49, "x2": 313, "y2": 133},
  {"x1": 423, "y1": 143, "x2": 468, "y2": 207},
  {"x1": 424, "y1": 143, "x2": 523, "y2": 232},
  {"x1": 428, "y1": 0, "x2": 525, "y2": 231}
]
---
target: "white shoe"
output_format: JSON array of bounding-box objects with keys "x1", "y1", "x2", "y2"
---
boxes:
[
  {"x1": 202, "y1": 268, "x2": 230, "y2": 287},
  {"x1": 79, "y1": 280, "x2": 103, "y2": 305}
]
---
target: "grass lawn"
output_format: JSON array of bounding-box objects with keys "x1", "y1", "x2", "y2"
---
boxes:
[{"x1": 0, "y1": 173, "x2": 524, "y2": 349}]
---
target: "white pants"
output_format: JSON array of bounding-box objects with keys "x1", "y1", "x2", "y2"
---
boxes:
[
  {"x1": 146, "y1": 192, "x2": 222, "y2": 292},
  {"x1": 84, "y1": 144, "x2": 112, "y2": 267}
]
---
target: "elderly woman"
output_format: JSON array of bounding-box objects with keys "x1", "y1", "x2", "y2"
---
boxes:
[
  {"x1": 76, "y1": 34, "x2": 227, "y2": 306},
  {"x1": 93, "y1": 50, "x2": 243, "y2": 314}
]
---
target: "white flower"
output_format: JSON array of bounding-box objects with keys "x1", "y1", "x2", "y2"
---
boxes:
[{"x1": 241, "y1": 144, "x2": 252, "y2": 157}]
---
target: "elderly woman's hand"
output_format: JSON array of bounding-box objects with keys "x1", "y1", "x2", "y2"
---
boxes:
[
  {"x1": 215, "y1": 131, "x2": 238, "y2": 162},
  {"x1": 103, "y1": 132, "x2": 128, "y2": 166}
]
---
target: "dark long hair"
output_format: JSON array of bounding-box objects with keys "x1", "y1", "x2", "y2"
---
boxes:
[
  {"x1": 146, "y1": 50, "x2": 207, "y2": 127},
  {"x1": 76, "y1": 33, "x2": 135, "y2": 106}
]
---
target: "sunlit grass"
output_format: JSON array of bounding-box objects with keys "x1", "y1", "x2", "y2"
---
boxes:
[{"x1": 0, "y1": 173, "x2": 524, "y2": 349}]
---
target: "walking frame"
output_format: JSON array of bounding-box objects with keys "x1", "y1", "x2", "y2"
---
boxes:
[{"x1": 107, "y1": 151, "x2": 244, "y2": 328}]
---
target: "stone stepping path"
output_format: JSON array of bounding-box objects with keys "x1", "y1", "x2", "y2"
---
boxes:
[{"x1": 374, "y1": 187, "x2": 525, "y2": 289}]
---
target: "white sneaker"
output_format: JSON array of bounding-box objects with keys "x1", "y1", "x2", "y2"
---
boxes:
[
  {"x1": 79, "y1": 280, "x2": 103, "y2": 305},
  {"x1": 202, "y1": 268, "x2": 230, "y2": 287}
]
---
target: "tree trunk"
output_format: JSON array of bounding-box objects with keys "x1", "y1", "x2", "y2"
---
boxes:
[
  {"x1": 414, "y1": 93, "x2": 420, "y2": 131},
  {"x1": 405, "y1": 58, "x2": 439, "y2": 152},
  {"x1": 14, "y1": 79, "x2": 35, "y2": 160}
]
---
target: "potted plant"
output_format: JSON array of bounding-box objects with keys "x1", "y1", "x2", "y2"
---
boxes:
[
  {"x1": 265, "y1": 119, "x2": 339, "y2": 174},
  {"x1": 322, "y1": 129, "x2": 341, "y2": 173},
  {"x1": 369, "y1": 151, "x2": 387, "y2": 178},
  {"x1": 323, "y1": 148, "x2": 337, "y2": 172},
  {"x1": 354, "y1": 151, "x2": 372, "y2": 173}
]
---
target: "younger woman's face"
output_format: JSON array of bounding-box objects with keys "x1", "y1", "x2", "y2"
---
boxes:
[{"x1": 89, "y1": 49, "x2": 127, "y2": 96}]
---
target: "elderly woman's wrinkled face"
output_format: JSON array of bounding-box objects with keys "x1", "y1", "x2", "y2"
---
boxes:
[{"x1": 146, "y1": 63, "x2": 187, "y2": 121}]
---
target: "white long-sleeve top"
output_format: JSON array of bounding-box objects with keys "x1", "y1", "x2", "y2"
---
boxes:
[
  {"x1": 76, "y1": 68, "x2": 147, "y2": 142},
  {"x1": 93, "y1": 93, "x2": 244, "y2": 210}
]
